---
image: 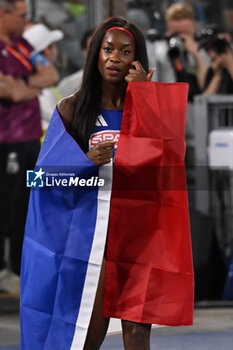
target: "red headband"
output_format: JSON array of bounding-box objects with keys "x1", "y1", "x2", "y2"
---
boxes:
[{"x1": 105, "y1": 27, "x2": 136, "y2": 44}]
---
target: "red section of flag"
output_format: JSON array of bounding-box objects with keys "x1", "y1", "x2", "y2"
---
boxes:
[{"x1": 104, "y1": 82, "x2": 194, "y2": 326}]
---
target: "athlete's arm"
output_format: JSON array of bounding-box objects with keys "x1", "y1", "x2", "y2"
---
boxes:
[{"x1": 57, "y1": 93, "x2": 79, "y2": 130}]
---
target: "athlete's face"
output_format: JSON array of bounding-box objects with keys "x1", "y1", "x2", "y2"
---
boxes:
[{"x1": 98, "y1": 29, "x2": 136, "y2": 85}]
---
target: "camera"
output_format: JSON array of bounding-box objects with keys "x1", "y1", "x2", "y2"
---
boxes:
[
  {"x1": 146, "y1": 29, "x2": 186, "y2": 60},
  {"x1": 196, "y1": 26, "x2": 230, "y2": 54},
  {"x1": 167, "y1": 34, "x2": 185, "y2": 60}
]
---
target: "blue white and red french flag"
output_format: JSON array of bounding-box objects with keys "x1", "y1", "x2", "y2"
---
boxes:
[{"x1": 20, "y1": 82, "x2": 194, "y2": 349}]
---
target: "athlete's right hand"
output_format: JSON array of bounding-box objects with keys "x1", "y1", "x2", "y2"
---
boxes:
[{"x1": 86, "y1": 141, "x2": 116, "y2": 165}]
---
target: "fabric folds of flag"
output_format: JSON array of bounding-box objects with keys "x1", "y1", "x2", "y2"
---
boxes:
[
  {"x1": 20, "y1": 82, "x2": 194, "y2": 350},
  {"x1": 104, "y1": 82, "x2": 194, "y2": 325},
  {"x1": 20, "y1": 109, "x2": 113, "y2": 350}
]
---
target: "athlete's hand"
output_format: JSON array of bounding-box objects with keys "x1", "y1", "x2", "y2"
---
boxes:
[
  {"x1": 86, "y1": 141, "x2": 116, "y2": 165},
  {"x1": 125, "y1": 61, "x2": 155, "y2": 82}
]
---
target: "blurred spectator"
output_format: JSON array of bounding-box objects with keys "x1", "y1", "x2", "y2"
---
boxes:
[
  {"x1": 23, "y1": 23, "x2": 64, "y2": 131},
  {"x1": 0, "y1": 0, "x2": 59, "y2": 293},
  {"x1": 57, "y1": 28, "x2": 94, "y2": 98},
  {"x1": 202, "y1": 33, "x2": 233, "y2": 95},
  {"x1": 147, "y1": 3, "x2": 210, "y2": 170},
  {"x1": 148, "y1": 3, "x2": 209, "y2": 101}
]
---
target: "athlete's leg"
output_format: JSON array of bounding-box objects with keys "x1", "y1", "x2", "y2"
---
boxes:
[
  {"x1": 122, "y1": 320, "x2": 152, "y2": 350},
  {"x1": 83, "y1": 257, "x2": 110, "y2": 350}
]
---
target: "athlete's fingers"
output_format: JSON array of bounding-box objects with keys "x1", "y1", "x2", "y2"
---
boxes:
[
  {"x1": 130, "y1": 60, "x2": 145, "y2": 72},
  {"x1": 146, "y1": 68, "x2": 156, "y2": 81},
  {"x1": 94, "y1": 146, "x2": 114, "y2": 156},
  {"x1": 97, "y1": 155, "x2": 113, "y2": 165},
  {"x1": 96, "y1": 141, "x2": 116, "y2": 149}
]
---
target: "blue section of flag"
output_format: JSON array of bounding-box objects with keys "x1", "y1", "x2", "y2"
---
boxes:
[{"x1": 20, "y1": 108, "x2": 99, "y2": 349}]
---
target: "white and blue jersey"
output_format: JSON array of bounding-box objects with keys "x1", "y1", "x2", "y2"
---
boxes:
[{"x1": 89, "y1": 109, "x2": 123, "y2": 158}]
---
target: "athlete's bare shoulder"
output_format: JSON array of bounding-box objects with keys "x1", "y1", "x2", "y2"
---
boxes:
[{"x1": 57, "y1": 91, "x2": 79, "y2": 129}]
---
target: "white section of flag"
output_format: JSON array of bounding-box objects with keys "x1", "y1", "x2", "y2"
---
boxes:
[{"x1": 70, "y1": 162, "x2": 113, "y2": 349}]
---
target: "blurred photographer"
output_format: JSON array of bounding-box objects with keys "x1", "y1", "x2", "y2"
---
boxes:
[
  {"x1": 148, "y1": 3, "x2": 209, "y2": 101},
  {"x1": 166, "y1": 3, "x2": 209, "y2": 100},
  {"x1": 147, "y1": 3, "x2": 210, "y2": 170},
  {"x1": 200, "y1": 30, "x2": 233, "y2": 95}
]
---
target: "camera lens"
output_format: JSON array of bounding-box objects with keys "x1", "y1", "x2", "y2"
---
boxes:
[{"x1": 168, "y1": 37, "x2": 184, "y2": 60}]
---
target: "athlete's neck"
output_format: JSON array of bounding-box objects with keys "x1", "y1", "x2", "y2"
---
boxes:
[{"x1": 101, "y1": 82, "x2": 126, "y2": 110}]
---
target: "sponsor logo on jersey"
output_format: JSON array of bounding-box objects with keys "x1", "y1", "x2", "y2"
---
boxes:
[
  {"x1": 90, "y1": 130, "x2": 120, "y2": 147},
  {"x1": 95, "y1": 115, "x2": 108, "y2": 127}
]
